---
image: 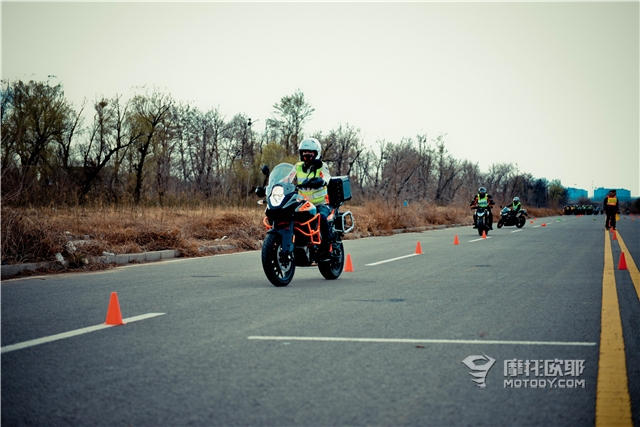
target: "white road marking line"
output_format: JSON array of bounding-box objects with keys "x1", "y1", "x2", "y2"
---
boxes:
[
  {"x1": 469, "y1": 237, "x2": 492, "y2": 242},
  {"x1": 1, "y1": 313, "x2": 166, "y2": 354},
  {"x1": 365, "y1": 253, "x2": 420, "y2": 266},
  {"x1": 511, "y1": 230, "x2": 523, "y2": 233},
  {"x1": 248, "y1": 336, "x2": 596, "y2": 346}
]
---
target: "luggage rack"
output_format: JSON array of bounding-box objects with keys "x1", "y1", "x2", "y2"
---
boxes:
[{"x1": 335, "y1": 210, "x2": 355, "y2": 234}]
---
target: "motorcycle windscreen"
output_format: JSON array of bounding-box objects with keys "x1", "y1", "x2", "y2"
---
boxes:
[{"x1": 266, "y1": 163, "x2": 296, "y2": 196}]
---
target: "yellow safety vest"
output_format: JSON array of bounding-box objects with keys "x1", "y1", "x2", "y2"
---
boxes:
[
  {"x1": 606, "y1": 197, "x2": 617, "y2": 206},
  {"x1": 296, "y1": 162, "x2": 328, "y2": 205},
  {"x1": 477, "y1": 195, "x2": 489, "y2": 208}
]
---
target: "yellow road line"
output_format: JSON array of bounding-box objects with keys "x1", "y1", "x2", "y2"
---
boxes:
[
  {"x1": 595, "y1": 230, "x2": 632, "y2": 427},
  {"x1": 616, "y1": 231, "x2": 640, "y2": 300}
]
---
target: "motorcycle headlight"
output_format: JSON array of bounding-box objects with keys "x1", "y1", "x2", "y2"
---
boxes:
[{"x1": 269, "y1": 185, "x2": 285, "y2": 207}]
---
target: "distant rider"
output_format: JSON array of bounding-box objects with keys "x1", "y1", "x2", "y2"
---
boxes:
[
  {"x1": 470, "y1": 187, "x2": 495, "y2": 229},
  {"x1": 603, "y1": 189, "x2": 619, "y2": 230},
  {"x1": 510, "y1": 196, "x2": 522, "y2": 213}
]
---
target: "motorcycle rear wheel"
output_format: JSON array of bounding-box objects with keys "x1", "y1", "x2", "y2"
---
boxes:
[
  {"x1": 262, "y1": 233, "x2": 295, "y2": 287},
  {"x1": 516, "y1": 216, "x2": 526, "y2": 228},
  {"x1": 318, "y1": 240, "x2": 344, "y2": 280}
]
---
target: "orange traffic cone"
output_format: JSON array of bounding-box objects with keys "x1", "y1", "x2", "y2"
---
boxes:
[
  {"x1": 618, "y1": 252, "x2": 628, "y2": 270},
  {"x1": 344, "y1": 254, "x2": 354, "y2": 272},
  {"x1": 415, "y1": 241, "x2": 423, "y2": 254},
  {"x1": 454, "y1": 235, "x2": 459, "y2": 245},
  {"x1": 482, "y1": 230, "x2": 487, "y2": 239},
  {"x1": 105, "y1": 292, "x2": 125, "y2": 325},
  {"x1": 541, "y1": 223, "x2": 546, "y2": 227},
  {"x1": 612, "y1": 230, "x2": 617, "y2": 240}
]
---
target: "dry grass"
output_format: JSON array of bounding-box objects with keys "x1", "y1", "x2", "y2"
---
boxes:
[
  {"x1": 1, "y1": 201, "x2": 561, "y2": 271},
  {"x1": 348, "y1": 199, "x2": 472, "y2": 237}
]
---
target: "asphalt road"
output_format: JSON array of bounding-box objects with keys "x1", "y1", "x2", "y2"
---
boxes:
[{"x1": 2, "y1": 214, "x2": 639, "y2": 426}]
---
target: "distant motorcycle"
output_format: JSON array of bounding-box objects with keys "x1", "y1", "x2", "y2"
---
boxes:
[
  {"x1": 255, "y1": 163, "x2": 354, "y2": 287},
  {"x1": 472, "y1": 205, "x2": 492, "y2": 236},
  {"x1": 497, "y1": 206, "x2": 528, "y2": 229}
]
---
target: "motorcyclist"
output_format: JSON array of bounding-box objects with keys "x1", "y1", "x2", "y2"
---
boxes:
[
  {"x1": 510, "y1": 196, "x2": 522, "y2": 213},
  {"x1": 604, "y1": 189, "x2": 619, "y2": 230},
  {"x1": 470, "y1": 187, "x2": 495, "y2": 229},
  {"x1": 291, "y1": 138, "x2": 333, "y2": 260}
]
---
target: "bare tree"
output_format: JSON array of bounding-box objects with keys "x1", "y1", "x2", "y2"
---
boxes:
[
  {"x1": 378, "y1": 139, "x2": 421, "y2": 200},
  {"x1": 548, "y1": 179, "x2": 567, "y2": 208},
  {"x1": 484, "y1": 163, "x2": 515, "y2": 203},
  {"x1": 77, "y1": 95, "x2": 142, "y2": 201},
  {"x1": 0, "y1": 79, "x2": 80, "y2": 203},
  {"x1": 412, "y1": 134, "x2": 434, "y2": 200},
  {"x1": 267, "y1": 89, "x2": 314, "y2": 155},
  {"x1": 54, "y1": 100, "x2": 85, "y2": 172},
  {"x1": 153, "y1": 108, "x2": 178, "y2": 205},
  {"x1": 2, "y1": 81, "x2": 63, "y2": 173},
  {"x1": 173, "y1": 103, "x2": 196, "y2": 186},
  {"x1": 531, "y1": 178, "x2": 549, "y2": 208},
  {"x1": 194, "y1": 108, "x2": 232, "y2": 198},
  {"x1": 130, "y1": 88, "x2": 173, "y2": 204},
  {"x1": 433, "y1": 135, "x2": 462, "y2": 204},
  {"x1": 456, "y1": 160, "x2": 483, "y2": 204},
  {"x1": 321, "y1": 123, "x2": 364, "y2": 177}
]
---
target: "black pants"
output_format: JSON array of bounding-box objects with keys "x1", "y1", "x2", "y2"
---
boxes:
[
  {"x1": 316, "y1": 204, "x2": 332, "y2": 249},
  {"x1": 605, "y1": 210, "x2": 617, "y2": 230}
]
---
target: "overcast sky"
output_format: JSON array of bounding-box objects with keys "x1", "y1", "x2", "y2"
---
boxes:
[{"x1": 3, "y1": 1, "x2": 639, "y2": 197}]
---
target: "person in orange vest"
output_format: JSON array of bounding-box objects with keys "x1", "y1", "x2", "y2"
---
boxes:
[
  {"x1": 603, "y1": 189, "x2": 619, "y2": 230},
  {"x1": 292, "y1": 138, "x2": 333, "y2": 260}
]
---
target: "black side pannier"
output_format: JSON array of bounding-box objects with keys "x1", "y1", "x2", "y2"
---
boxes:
[{"x1": 327, "y1": 176, "x2": 352, "y2": 206}]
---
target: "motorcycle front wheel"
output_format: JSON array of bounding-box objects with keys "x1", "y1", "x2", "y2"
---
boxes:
[
  {"x1": 318, "y1": 240, "x2": 344, "y2": 280},
  {"x1": 262, "y1": 233, "x2": 295, "y2": 287},
  {"x1": 497, "y1": 218, "x2": 504, "y2": 229},
  {"x1": 477, "y1": 218, "x2": 485, "y2": 236}
]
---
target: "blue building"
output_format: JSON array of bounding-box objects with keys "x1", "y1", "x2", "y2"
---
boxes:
[
  {"x1": 594, "y1": 187, "x2": 632, "y2": 202},
  {"x1": 566, "y1": 187, "x2": 588, "y2": 202}
]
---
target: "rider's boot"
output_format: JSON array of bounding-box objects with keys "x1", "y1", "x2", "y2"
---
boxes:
[{"x1": 316, "y1": 232, "x2": 331, "y2": 262}]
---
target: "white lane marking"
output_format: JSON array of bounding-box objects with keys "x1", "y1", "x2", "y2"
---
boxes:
[
  {"x1": 1, "y1": 313, "x2": 165, "y2": 354},
  {"x1": 365, "y1": 253, "x2": 420, "y2": 266},
  {"x1": 511, "y1": 230, "x2": 523, "y2": 233},
  {"x1": 248, "y1": 336, "x2": 596, "y2": 346},
  {"x1": 469, "y1": 237, "x2": 492, "y2": 242}
]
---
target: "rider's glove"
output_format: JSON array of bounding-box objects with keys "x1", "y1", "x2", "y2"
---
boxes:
[
  {"x1": 301, "y1": 177, "x2": 325, "y2": 189},
  {"x1": 311, "y1": 159, "x2": 323, "y2": 170}
]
